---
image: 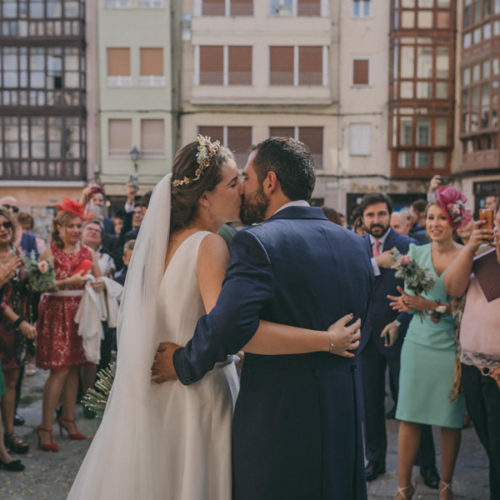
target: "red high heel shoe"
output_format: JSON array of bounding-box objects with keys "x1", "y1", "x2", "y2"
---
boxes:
[
  {"x1": 57, "y1": 417, "x2": 86, "y2": 440},
  {"x1": 36, "y1": 426, "x2": 59, "y2": 452}
]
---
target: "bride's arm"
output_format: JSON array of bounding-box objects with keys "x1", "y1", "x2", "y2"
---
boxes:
[{"x1": 197, "y1": 234, "x2": 360, "y2": 358}]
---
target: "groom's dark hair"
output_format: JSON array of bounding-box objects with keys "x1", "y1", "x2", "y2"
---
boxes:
[{"x1": 251, "y1": 137, "x2": 315, "y2": 201}]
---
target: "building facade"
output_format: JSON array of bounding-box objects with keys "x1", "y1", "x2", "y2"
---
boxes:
[
  {"x1": 0, "y1": 0, "x2": 93, "y2": 207},
  {"x1": 97, "y1": 0, "x2": 176, "y2": 201}
]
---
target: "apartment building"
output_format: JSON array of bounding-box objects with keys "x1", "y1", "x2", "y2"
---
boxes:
[
  {"x1": 457, "y1": 0, "x2": 500, "y2": 210},
  {"x1": 180, "y1": 0, "x2": 339, "y2": 207},
  {"x1": 0, "y1": 0, "x2": 94, "y2": 207},
  {"x1": 97, "y1": 0, "x2": 176, "y2": 200}
]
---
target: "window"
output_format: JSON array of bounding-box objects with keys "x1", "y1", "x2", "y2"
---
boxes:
[
  {"x1": 139, "y1": 0, "x2": 164, "y2": 7},
  {"x1": 108, "y1": 119, "x2": 132, "y2": 157},
  {"x1": 202, "y1": 0, "x2": 252, "y2": 15},
  {"x1": 270, "y1": 0, "x2": 293, "y2": 16},
  {"x1": 299, "y1": 47, "x2": 322, "y2": 85},
  {"x1": 270, "y1": 46, "x2": 326, "y2": 86},
  {"x1": 141, "y1": 120, "x2": 165, "y2": 157},
  {"x1": 297, "y1": 0, "x2": 321, "y2": 16},
  {"x1": 269, "y1": 126, "x2": 324, "y2": 167},
  {"x1": 349, "y1": 124, "x2": 371, "y2": 156},
  {"x1": 105, "y1": 0, "x2": 131, "y2": 8},
  {"x1": 352, "y1": 58, "x2": 370, "y2": 85},
  {"x1": 107, "y1": 48, "x2": 131, "y2": 86},
  {"x1": 140, "y1": 48, "x2": 165, "y2": 86},
  {"x1": 269, "y1": 0, "x2": 323, "y2": 16},
  {"x1": 197, "y1": 46, "x2": 252, "y2": 85},
  {"x1": 199, "y1": 46, "x2": 223, "y2": 85},
  {"x1": 352, "y1": 0, "x2": 371, "y2": 18},
  {"x1": 228, "y1": 46, "x2": 252, "y2": 85},
  {"x1": 270, "y1": 46, "x2": 294, "y2": 85},
  {"x1": 197, "y1": 126, "x2": 252, "y2": 167}
]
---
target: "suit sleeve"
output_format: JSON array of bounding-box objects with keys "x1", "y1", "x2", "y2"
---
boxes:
[{"x1": 173, "y1": 230, "x2": 274, "y2": 385}]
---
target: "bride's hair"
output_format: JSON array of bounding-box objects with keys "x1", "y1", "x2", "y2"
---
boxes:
[{"x1": 170, "y1": 140, "x2": 233, "y2": 233}]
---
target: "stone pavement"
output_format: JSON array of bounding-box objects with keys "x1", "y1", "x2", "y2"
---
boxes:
[{"x1": 0, "y1": 370, "x2": 490, "y2": 499}]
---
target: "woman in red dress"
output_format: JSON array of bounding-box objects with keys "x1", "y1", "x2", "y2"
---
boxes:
[{"x1": 36, "y1": 200, "x2": 102, "y2": 451}]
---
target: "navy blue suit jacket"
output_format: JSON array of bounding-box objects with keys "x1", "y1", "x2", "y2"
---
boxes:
[
  {"x1": 359, "y1": 228, "x2": 415, "y2": 355},
  {"x1": 174, "y1": 206, "x2": 373, "y2": 500}
]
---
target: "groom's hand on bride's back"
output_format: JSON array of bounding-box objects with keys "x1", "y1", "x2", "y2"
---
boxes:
[{"x1": 151, "y1": 342, "x2": 181, "y2": 384}]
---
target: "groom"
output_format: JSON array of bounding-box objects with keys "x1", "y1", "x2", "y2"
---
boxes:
[{"x1": 153, "y1": 138, "x2": 373, "y2": 500}]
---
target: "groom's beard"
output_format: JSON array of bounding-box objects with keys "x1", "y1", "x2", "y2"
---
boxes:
[{"x1": 240, "y1": 187, "x2": 270, "y2": 225}]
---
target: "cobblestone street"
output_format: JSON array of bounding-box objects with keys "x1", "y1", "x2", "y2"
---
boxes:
[{"x1": 0, "y1": 370, "x2": 490, "y2": 499}]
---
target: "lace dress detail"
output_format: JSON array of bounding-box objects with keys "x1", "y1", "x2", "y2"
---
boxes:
[{"x1": 36, "y1": 244, "x2": 91, "y2": 370}]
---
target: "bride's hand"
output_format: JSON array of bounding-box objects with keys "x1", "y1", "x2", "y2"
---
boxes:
[
  {"x1": 151, "y1": 342, "x2": 182, "y2": 384},
  {"x1": 327, "y1": 314, "x2": 361, "y2": 358}
]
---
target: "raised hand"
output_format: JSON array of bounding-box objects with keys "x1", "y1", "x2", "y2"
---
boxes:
[
  {"x1": 467, "y1": 220, "x2": 494, "y2": 252},
  {"x1": 151, "y1": 342, "x2": 182, "y2": 384},
  {"x1": 327, "y1": 314, "x2": 361, "y2": 358}
]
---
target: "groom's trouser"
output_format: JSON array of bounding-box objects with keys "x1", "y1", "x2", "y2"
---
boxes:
[{"x1": 361, "y1": 337, "x2": 436, "y2": 466}]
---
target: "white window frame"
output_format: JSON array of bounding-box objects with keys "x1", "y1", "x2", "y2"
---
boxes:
[
  {"x1": 195, "y1": 0, "x2": 253, "y2": 17},
  {"x1": 350, "y1": 56, "x2": 371, "y2": 87},
  {"x1": 352, "y1": 0, "x2": 372, "y2": 19},
  {"x1": 269, "y1": 0, "x2": 327, "y2": 17},
  {"x1": 139, "y1": 0, "x2": 164, "y2": 8},
  {"x1": 138, "y1": 76, "x2": 166, "y2": 87},
  {"x1": 349, "y1": 123, "x2": 372, "y2": 156}
]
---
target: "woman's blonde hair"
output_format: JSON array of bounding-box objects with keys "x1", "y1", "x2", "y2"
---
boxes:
[{"x1": 50, "y1": 211, "x2": 81, "y2": 249}]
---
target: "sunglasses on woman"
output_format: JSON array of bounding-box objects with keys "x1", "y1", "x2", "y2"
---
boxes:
[
  {"x1": 0, "y1": 221, "x2": 13, "y2": 230},
  {"x1": 2, "y1": 204, "x2": 19, "y2": 213}
]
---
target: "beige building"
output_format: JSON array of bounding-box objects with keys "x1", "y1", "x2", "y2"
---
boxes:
[
  {"x1": 97, "y1": 0, "x2": 177, "y2": 199},
  {"x1": 180, "y1": 0, "x2": 340, "y2": 206}
]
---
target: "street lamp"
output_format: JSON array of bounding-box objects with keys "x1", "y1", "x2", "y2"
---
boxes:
[
  {"x1": 129, "y1": 146, "x2": 141, "y2": 192},
  {"x1": 130, "y1": 146, "x2": 141, "y2": 172}
]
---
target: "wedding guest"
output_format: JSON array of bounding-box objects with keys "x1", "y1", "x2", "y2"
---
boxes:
[
  {"x1": 0, "y1": 208, "x2": 36, "y2": 454},
  {"x1": 17, "y1": 212, "x2": 46, "y2": 254},
  {"x1": 79, "y1": 185, "x2": 114, "y2": 235},
  {"x1": 36, "y1": 199, "x2": 102, "y2": 451},
  {"x1": 113, "y1": 215, "x2": 124, "y2": 237},
  {"x1": 455, "y1": 219, "x2": 474, "y2": 246},
  {"x1": 359, "y1": 193, "x2": 438, "y2": 488},
  {"x1": 444, "y1": 207, "x2": 500, "y2": 500},
  {"x1": 485, "y1": 195, "x2": 499, "y2": 212},
  {"x1": 113, "y1": 240, "x2": 134, "y2": 286},
  {"x1": 82, "y1": 220, "x2": 115, "y2": 278},
  {"x1": 388, "y1": 186, "x2": 470, "y2": 500},
  {"x1": 322, "y1": 206, "x2": 343, "y2": 226},
  {"x1": 409, "y1": 199, "x2": 430, "y2": 244},
  {"x1": 390, "y1": 211, "x2": 409, "y2": 235},
  {"x1": 353, "y1": 216, "x2": 367, "y2": 236}
]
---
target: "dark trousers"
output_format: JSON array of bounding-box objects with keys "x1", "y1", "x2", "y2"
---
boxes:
[
  {"x1": 361, "y1": 337, "x2": 435, "y2": 466},
  {"x1": 462, "y1": 363, "x2": 500, "y2": 500}
]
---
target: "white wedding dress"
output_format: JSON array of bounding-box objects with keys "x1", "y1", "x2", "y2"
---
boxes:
[{"x1": 68, "y1": 176, "x2": 239, "y2": 500}]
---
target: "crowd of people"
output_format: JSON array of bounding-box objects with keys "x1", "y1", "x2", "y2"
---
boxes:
[{"x1": 0, "y1": 145, "x2": 499, "y2": 500}]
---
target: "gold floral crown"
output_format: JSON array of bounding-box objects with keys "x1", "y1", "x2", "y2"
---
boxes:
[{"x1": 172, "y1": 135, "x2": 221, "y2": 187}]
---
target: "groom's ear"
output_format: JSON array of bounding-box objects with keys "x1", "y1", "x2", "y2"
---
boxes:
[{"x1": 264, "y1": 171, "x2": 279, "y2": 195}]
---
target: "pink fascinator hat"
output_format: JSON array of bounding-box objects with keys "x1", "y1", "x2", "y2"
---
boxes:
[{"x1": 435, "y1": 186, "x2": 472, "y2": 229}]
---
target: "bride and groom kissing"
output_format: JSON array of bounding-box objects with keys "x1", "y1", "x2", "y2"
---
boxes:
[{"x1": 68, "y1": 136, "x2": 373, "y2": 500}]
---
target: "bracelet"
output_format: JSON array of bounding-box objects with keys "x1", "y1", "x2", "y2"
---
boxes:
[
  {"x1": 327, "y1": 330, "x2": 335, "y2": 353},
  {"x1": 12, "y1": 316, "x2": 24, "y2": 329}
]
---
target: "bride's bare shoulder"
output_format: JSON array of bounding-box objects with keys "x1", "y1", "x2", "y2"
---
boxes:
[{"x1": 198, "y1": 232, "x2": 229, "y2": 265}]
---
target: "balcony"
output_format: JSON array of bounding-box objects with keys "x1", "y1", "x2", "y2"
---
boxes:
[
  {"x1": 461, "y1": 149, "x2": 500, "y2": 171},
  {"x1": 0, "y1": 160, "x2": 86, "y2": 181}
]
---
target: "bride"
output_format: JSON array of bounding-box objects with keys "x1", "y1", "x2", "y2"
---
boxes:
[{"x1": 68, "y1": 136, "x2": 360, "y2": 499}]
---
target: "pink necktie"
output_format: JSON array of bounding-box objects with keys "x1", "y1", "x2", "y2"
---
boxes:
[{"x1": 373, "y1": 240, "x2": 381, "y2": 257}]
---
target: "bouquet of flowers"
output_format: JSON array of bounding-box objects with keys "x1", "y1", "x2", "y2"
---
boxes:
[
  {"x1": 82, "y1": 362, "x2": 116, "y2": 417},
  {"x1": 391, "y1": 247, "x2": 435, "y2": 295},
  {"x1": 21, "y1": 251, "x2": 55, "y2": 292}
]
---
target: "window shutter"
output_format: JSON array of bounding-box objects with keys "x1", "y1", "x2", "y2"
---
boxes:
[
  {"x1": 141, "y1": 120, "x2": 164, "y2": 156},
  {"x1": 199, "y1": 46, "x2": 223, "y2": 85},
  {"x1": 270, "y1": 46, "x2": 294, "y2": 85},
  {"x1": 352, "y1": 59, "x2": 369, "y2": 85},
  {"x1": 299, "y1": 127, "x2": 323, "y2": 168},
  {"x1": 140, "y1": 48, "x2": 163, "y2": 76},
  {"x1": 299, "y1": 46, "x2": 322, "y2": 85},
  {"x1": 108, "y1": 119, "x2": 132, "y2": 156},
  {"x1": 107, "y1": 48, "x2": 130, "y2": 76},
  {"x1": 228, "y1": 46, "x2": 252, "y2": 85}
]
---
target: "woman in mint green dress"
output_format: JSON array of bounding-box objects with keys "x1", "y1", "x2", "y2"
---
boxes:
[{"x1": 388, "y1": 187, "x2": 472, "y2": 500}]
